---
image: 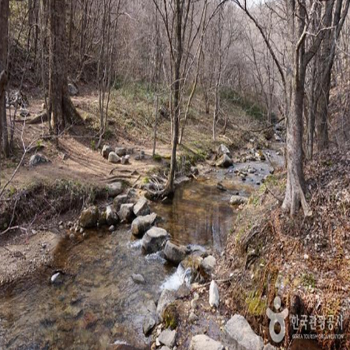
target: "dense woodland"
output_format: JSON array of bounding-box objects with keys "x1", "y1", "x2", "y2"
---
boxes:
[{"x1": 0, "y1": 1, "x2": 350, "y2": 350}]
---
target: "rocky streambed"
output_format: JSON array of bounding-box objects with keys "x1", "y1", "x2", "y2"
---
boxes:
[{"x1": 0, "y1": 146, "x2": 282, "y2": 350}]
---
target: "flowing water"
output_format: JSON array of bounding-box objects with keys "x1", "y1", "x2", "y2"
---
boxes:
[{"x1": 0, "y1": 154, "x2": 279, "y2": 350}]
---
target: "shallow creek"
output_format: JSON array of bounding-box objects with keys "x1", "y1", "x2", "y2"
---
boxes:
[{"x1": 0, "y1": 154, "x2": 279, "y2": 350}]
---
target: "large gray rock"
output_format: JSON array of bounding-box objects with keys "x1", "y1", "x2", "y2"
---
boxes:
[
  {"x1": 102, "y1": 145, "x2": 113, "y2": 159},
  {"x1": 131, "y1": 213, "x2": 157, "y2": 237},
  {"x1": 115, "y1": 147, "x2": 127, "y2": 157},
  {"x1": 79, "y1": 206, "x2": 99, "y2": 228},
  {"x1": 200, "y1": 255, "x2": 216, "y2": 278},
  {"x1": 225, "y1": 314, "x2": 264, "y2": 350},
  {"x1": 216, "y1": 154, "x2": 233, "y2": 168},
  {"x1": 190, "y1": 335, "x2": 224, "y2": 350},
  {"x1": 157, "y1": 289, "x2": 176, "y2": 318},
  {"x1": 106, "y1": 205, "x2": 119, "y2": 226},
  {"x1": 142, "y1": 227, "x2": 170, "y2": 254},
  {"x1": 107, "y1": 182, "x2": 123, "y2": 197},
  {"x1": 108, "y1": 152, "x2": 121, "y2": 164},
  {"x1": 158, "y1": 329, "x2": 176, "y2": 348},
  {"x1": 118, "y1": 203, "x2": 135, "y2": 223},
  {"x1": 217, "y1": 144, "x2": 231, "y2": 157},
  {"x1": 143, "y1": 314, "x2": 156, "y2": 336},
  {"x1": 163, "y1": 241, "x2": 187, "y2": 265},
  {"x1": 29, "y1": 153, "x2": 49, "y2": 167},
  {"x1": 133, "y1": 197, "x2": 151, "y2": 217},
  {"x1": 209, "y1": 280, "x2": 219, "y2": 308},
  {"x1": 230, "y1": 195, "x2": 248, "y2": 206}
]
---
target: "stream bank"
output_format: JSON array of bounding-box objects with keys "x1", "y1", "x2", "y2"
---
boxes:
[{"x1": 0, "y1": 145, "x2": 284, "y2": 350}]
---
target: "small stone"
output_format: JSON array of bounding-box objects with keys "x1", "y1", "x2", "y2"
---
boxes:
[
  {"x1": 106, "y1": 205, "x2": 119, "y2": 226},
  {"x1": 29, "y1": 153, "x2": 49, "y2": 167},
  {"x1": 106, "y1": 182, "x2": 123, "y2": 197},
  {"x1": 69, "y1": 234, "x2": 75, "y2": 240},
  {"x1": 230, "y1": 195, "x2": 248, "y2": 205},
  {"x1": 209, "y1": 280, "x2": 219, "y2": 308},
  {"x1": 109, "y1": 225, "x2": 115, "y2": 232},
  {"x1": 131, "y1": 213, "x2": 157, "y2": 237},
  {"x1": 79, "y1": 206, "x2": 99, "y2": 228},
  {"x1": 163, "y1": 241, "x2": 187, "y2": 265},
  {"x1": 189, "y1": 312, "x2": 198, "y2": 323},
  {"x1": 132, "y1": 273, "x2": 145, "y2": 284},
  {"x1": 133, "y1": 197, "x2": 151, "y2": 217},
  {"x1": 68, "y1": 83, "x2": 78, "y2": 96},
  {"x1": 102, "y1": 145, "x2": 113, "y2": 159},
  {"x1": 200, "y1": 255, "x2": 216, "y2": 278},
  {"x1": 118, "y1": 203, "x2": 135, "y2": 223},
  {"x1": 143, "y1": 315, "x2": 156, "y2": 335},
  {"x1": 51, "y1": 272, "x2": 63, "y2": 285},
  {"x1": 115, "y1": 147, "x2": 127, "y2": 157},
  {"x1": 190, "y1": 335, "x2": 224, "y2": 350},
  {"x1": 121, "y1": 155, "x2": 130, "y2": 165},
  {"x1": 108, "y1": 152, "x2": 121, "y2": 164},
  {"x1": 158, "y1": 329, "x2": 176, "y2": 348},
  {"x1": 142, "y1": 227, "x2": 170, "y2": 254}
]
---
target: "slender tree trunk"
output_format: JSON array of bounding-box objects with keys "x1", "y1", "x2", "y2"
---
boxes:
[
  {"x1": 165, "y1": 0, "x2": 183, "y2": 195},
  {"x1": 48, "y1": 0, "x2": 79, "y2": 136},
  {"x1": 0, "y1": 0, "x2": 9, "y2": 158}
]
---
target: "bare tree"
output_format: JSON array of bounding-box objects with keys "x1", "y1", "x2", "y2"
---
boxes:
[
  {"x1": 48, "y1": 0, "x2": 80, "y2": 136},
  {"x1": 0, "y1": 0, "x2": 9, "y2": 163}
]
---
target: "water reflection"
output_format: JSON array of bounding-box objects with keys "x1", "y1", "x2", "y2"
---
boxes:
[{"x1": 151, "y1": 180, "x2": 234, "y2": 252}]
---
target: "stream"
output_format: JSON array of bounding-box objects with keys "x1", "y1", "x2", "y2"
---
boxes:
[{"x1": 0, "y1": 152, "x2": 280, "y2": 350}]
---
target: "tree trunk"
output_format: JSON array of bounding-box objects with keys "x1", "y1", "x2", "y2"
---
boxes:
[
  {"x1": 0, "y1": 0, "x2": 9, "y2": 158},
  {"x1": 164, "y1": 0, "x2": 183, "y2": 196},
  {"x1": 48, "y1": 0, "x2": 79, "y2": 136},
  {"x1": 282, "y1": 83, "x2": 306, "y2": 215}
]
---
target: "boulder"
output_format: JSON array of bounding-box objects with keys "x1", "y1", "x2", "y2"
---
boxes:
[
  {"x1": 115, "y1": 147, "x2": 127, "y2": 157},
  {"x1": 209, "y1": 280, "x2": 220, "y2": 308},
  {"x1": 143, "y1": 315, "x2": 156, "y2": 336},
  {"x1": 131, "y1": 213, "x2": 157, "y2": 237},
  {"x1": 133, "y1": 197, "x2": 151, "y2": 217},
  {"x1": 142, "y1": 227, "x2": 170, "y2": 254},
  {"x1": 200, "y1": 255, "x2": 216, "y2": 278},
  {"x1": 107, "y1": 182, "x2": 123, "y2": 197},
  {"x1": 163, "y1": 241, "x2": 187, "y2": 265},
  {"x1": 68, "y1": 83, "x2": 78, "y2": 96},
  {"x1": 230, "y1": 195, "x2": 248, "y2": 205},
  {"x1": 118, "y1": 203, "x2": 135, "y2": 223},
  {"x1": 29, "y1": 153, "x2": 49, "y2": 167},
  {"x1": 79, "y1": 206, "x2": 99, "y2": 228},
  {"x1": 106, "y1": 205, "x2": 119, "y2": 226},
  {"x1": 216, "y1": 154, "x2": 233, "y2": 168},
  {"x1": 131, "y1": 273, "x2": 145, "y2": 284},
  {"x1": 225, "y1": 314, "x2": 264, "y2": 350},
  {"x1": 102, "y1": 145, "x2": 113, "y2": 159},
  {"x1": 156, "y1": 289, "x2": 176, "y2": 318},
  {"x1": 180, "y1": 255, "x2": 204, "y2": 283},
  {"x1": 113, "y1": 194, "x2": 130, "y2": 211},
  {"x1": 108, "y1": 152, "x2": 121, "y2": 164},
  {"x1": 217, "y1": 144, "x2": 231, "y2": 157},
  {"x1": 158, "y1": 329, "x2": 176, "y2": 348},
  {"x1": 190, "y1": 335, "x2": 224, "y2": 350}
]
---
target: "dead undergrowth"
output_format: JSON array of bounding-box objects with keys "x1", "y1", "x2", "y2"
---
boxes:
[{"x1": 217, "y1": 148, "x2": 350, "y2": 350}]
